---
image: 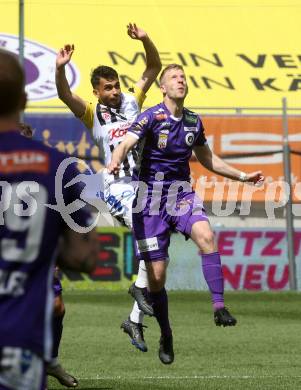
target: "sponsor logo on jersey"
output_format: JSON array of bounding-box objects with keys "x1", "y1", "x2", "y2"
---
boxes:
[
  {"x1": 137, "y1": 237, "x2": 159, "y2": 253},
  {"x1": 185, "y1": 132, "x2": 195, "y2": 146},
  {"x1": 176, "y1": 198, "x2": 193, "y2": 210},
  {"x1": 0, "y1": 151, "x2": 49, "y2": 173},
  {"x1": 159, "y1": 129, "x2": 169, "y2": 135},
  {"x1": 184, "y1": 113, "x2": 198, "y2": 124},
  {"x1": 108, "y1": 123, "x2": 130, "y2": 141},
  {"x1": 184, "y1": 126, "x2": 197, "y2": 132},
  {"x1": 0, "y1": 270, "x2": 27, "y2": 297},
  {"x1": 155, "y1": 113, "x2": 168, "y2": 121},
  {"x1": 0, "y1": 34, "x2": 79, "y2": 102},
  {"x1": 159, "y1": 121, "x2": 171, "y2": 130},
  {"x1": 158, "y1": 131, "x2": 169, "y2": 149}
]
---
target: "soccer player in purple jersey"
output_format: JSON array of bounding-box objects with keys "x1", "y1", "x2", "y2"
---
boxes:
[
  {"x1": 108, "y1": 64, "x2": 264, "y2": 364},
  {"x1": 19, "y1": 123, "x2": 78, "y2": 387},
  {"x1": 0, "y1": 48, "x2": 98, "y2": 390}
]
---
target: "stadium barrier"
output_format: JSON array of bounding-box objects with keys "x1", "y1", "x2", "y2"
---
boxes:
[{"x1": 60, "y1": 227, "x2": 301, "y2": 292}]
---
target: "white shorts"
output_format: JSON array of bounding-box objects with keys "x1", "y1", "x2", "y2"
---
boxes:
[
  {"x1": 0, "y1": 347, "x2": 44, "y2": 390},
  {"x1": 80, "y1": 169, "x2": 136, "y2": 229},
  {"x1": 103, "y1": 175, "x2": 136, "y2": 229}
]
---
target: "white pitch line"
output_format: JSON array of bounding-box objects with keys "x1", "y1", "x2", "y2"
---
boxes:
[{"x1": 77, "y1": 375, "x2": 301, "y2": 380}]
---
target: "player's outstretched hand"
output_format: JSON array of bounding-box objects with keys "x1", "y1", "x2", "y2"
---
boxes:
[
  {"x1": 127, "y1": 23, "x2": 147, "y2": 41},
  {"x1": 245, "y1": 171, "x2": 265, "y2": 186},
  {"x1": 107, "y1": 161, "x2": 121, "y2": 175},
  {"x1": 56, "y1": 44, "x2": 74, "y2": 69}
]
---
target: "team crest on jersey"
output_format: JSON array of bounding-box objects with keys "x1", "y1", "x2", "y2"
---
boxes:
[
  {"x1": 102, "y1": 112, "x2": 111, "y2": 121},
  {"x1": 185, "y1": 132, "x2": 195, "y2": 146},
  {"x1": 0, "y1": 34, "x2": 79, "y2": 102},
  {"x1": 158, "y1": 131, "x2": 169, "y2": 149}
]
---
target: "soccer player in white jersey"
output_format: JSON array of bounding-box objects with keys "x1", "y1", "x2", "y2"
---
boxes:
[{"x1": 55, "y1": 23, "x2": 161, "y2": 352}]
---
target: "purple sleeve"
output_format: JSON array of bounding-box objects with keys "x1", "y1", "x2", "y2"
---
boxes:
[
  {"x1": 62, "y1": 161, "x2": 93, "y2": 229},
  {"x1": 194, "y1": 117, "x2": 207, "y2": 146},
  {"x1": 128, "y1": 111, "x2": 152, "y2": 140}
]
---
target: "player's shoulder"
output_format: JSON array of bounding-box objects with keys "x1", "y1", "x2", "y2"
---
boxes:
[
  {"x1": 21, "y1": 134, "x2": 70, "y2": 165},
  {"x1": 183, "y1": 107, "x2": 199, "y2": 123},
  {"x1": 121, "y1": 90, "x2": 137, "y2": 104},
  {"x1": 143, "y1": 103, "x2": 165, "y2": 119},
  {"x1": 2, "y1": 132, "x2": 71, "y2": 175}
]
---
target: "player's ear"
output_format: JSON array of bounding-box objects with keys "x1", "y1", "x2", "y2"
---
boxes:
[
  {"x1": 93, "y1": 88, "x2": 100, "y2": 98},
  {"x1": 160, "y1": 84, "x2": 166, "y2": 94}
]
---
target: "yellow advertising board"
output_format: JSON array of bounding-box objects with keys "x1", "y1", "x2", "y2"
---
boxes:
[{"x1": 1, "y1": 1, "x2": 300, "y2": 111}]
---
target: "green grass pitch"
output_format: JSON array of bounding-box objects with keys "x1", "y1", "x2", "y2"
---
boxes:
[{"x1": 48, "y1": 291, "x2": 301, "y2": 390}]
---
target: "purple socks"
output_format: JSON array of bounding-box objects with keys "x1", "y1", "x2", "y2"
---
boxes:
[
  {"x1": 202, "y1": 252, "x2": 225, "y2": 311},
  {"x1": 149, "y1": 288, "x2": 172, "y2": 337}
]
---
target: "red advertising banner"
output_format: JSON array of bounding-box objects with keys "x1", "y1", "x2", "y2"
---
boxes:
[
  {"x1": 167, "y1": 228, "x2": 300, "y2": 291},
  {"x1": 61, "y1": 227, "x2": 299, "y2": 292}
]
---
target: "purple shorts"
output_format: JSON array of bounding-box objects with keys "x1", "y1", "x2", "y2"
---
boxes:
[
  {"x1": 53, "y1": 268, "x2": 62, "y2": 297},
  {"x1": 132, "y1": 189, "x2": 208, "y2": 261}
]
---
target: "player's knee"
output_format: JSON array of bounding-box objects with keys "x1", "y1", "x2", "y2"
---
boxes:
[
  {"x1": 148, "y1": 278, "x2": 165, "y2": 292},
  {"x1": 148, "y1": 271, "x2": 165, "y2": 292},
  {"x1": 198, "y1": 230, "x2": 215, "y2": 252},
  {"x1": 53, "y1": 296, "x2": 65, "y2": 317}
]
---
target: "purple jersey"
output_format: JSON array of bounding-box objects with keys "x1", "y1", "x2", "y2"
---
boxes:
[
  {"x1": 0, "y1": 130, "x2": 91, "y2": 361},
  {"x1": 128, "y1": 102, "x2": 207, "y2": 183}
]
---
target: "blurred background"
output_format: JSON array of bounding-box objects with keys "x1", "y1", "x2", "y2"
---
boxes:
[{"x1": 2, "y1": 0, "x2": 301, "y2": 292}]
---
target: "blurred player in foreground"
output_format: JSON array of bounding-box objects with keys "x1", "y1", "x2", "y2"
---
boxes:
[
  {"x1": 0, "y1": 48, "x2": 98, "y2": 390},
  {"x1": 55, "y1": 23, "x2": 161, "y2": 352},
  {"x1": 108, "y1": 64, "x2": 264, "y2": 364},
  {"x1": 20, "y1": 123, "x2": 78, "y2": 388}
]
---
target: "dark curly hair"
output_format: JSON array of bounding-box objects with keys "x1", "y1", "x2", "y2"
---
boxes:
[{"x1": 90, "y1": 66, "x2": 119, "y2": 88}]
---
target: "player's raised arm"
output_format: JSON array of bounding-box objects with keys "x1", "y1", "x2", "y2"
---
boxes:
[
  {"x1": 56, "y1": 44, "x2": 86, "y2": 117},
  {"x1": 127, "y1": 23, "x2": 162, "y2": 94},
  {"x1": 59, "y1": 228, "x2": 98, "y2": 273},
  {"x1": 194, "y1": 143, "x2": 264, "y2": 184},
  {"x1": 107, "y1": 133, "x2": 139, "y2": 175}
]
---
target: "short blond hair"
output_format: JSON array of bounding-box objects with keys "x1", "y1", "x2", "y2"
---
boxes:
[{"x1": 159, "y1": 64, "x2": 184, "y2": 84}]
